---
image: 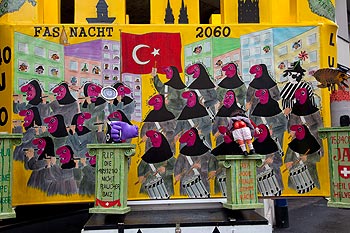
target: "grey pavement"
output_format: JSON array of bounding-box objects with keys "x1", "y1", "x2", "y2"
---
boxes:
[{"x1": 274, "y1": 197, "x2": 350, "y2": 233}]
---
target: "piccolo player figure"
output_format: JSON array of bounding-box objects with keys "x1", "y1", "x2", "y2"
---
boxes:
[{"x1": 229, "y1": 113, "x2": 257, "y2": 156}]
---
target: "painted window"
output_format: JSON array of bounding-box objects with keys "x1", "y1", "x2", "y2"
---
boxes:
[
  {"x1": 262, "y1": 32, "x2": 271, "y2": 41},
  {"x1": 104, "y1": 53, "x2": 111, "y2": 59},
  {"x1": 34, "y1": 46, "x2": 45, "y2": 57},
  {"x1": 253, "y1": 35, "x2": 260, "y2": 44},
  {"x1": 242, "y1": 38, "x2": 249, "y2": 46},
  {"x1": 185, "y1": 47, "x2": 192, "y2": 57},
  {"x1": 242, "y1": 49, "x2": 250, "y2": 58},
  {"x1": 112, "y1": 44, "x2": 119, "y2": 51},
  {"x1": 307, "y1": 33, "x2": 317, "y2": 45},
  {"x1": 18, "y1": 42, "x2": 28, "y2": 53},
  {"x1": 49, "y1": 50, "x2": 60, "y2": 61},
  {"x1": 203, "y1": 42, "x2": 211, "y2": 53},
  {"x1": 308, "y1": 50, "x2": 317, "y2": 62},
  {"x1": 70, "y1": 61, "x2": 78, "y2": 71},
  {"x1": 254, "y1": 47, "x2": 261, "y2": 55},
  {"x1": 204, "y1": 57, "x2": 211, "y2": 68},
  {"x1": 278, "y1": 45, "x2": 288, "y2": 56}
]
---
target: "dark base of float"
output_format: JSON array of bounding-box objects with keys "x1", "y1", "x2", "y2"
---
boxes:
[
  {"x1": 83, "y1": 206, "x2": 271, "y2": 233},
  {"x1": 274, "y1": 199, "x2": 289, "y2": 228},
  {"x1": 0, "y1": 203, "x2": 92, "y2": 233}
]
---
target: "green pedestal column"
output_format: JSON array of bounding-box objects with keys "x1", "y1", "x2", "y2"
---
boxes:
[
  {"x1": 319, "y1": 127, "x2": 350, "y2": 208},
  {"x1": 217, "y1": 154, "x2": 264, "y2": 210},
  {"x1": 87, "y1": 143, "x2": 135, "y2": 214},
  {"x1": 0, "y1": 133, "x2": 22, "y2": 219}
]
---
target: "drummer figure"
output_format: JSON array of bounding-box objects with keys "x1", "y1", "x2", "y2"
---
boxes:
[{"x1": 229, "y1": 113, "x2": 257, "y2": 156}]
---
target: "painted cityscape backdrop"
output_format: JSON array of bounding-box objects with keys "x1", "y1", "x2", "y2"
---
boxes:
[{"x1": 8, "y1": 24, "x2": 333, "y2": 205}]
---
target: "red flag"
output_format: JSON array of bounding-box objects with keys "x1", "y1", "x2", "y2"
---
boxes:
[
  {"x1": 338, "y1": 165, "x2": 350, "y2": 179},
  {"x1": 121, "y1": 32, "x2": 182, "y2": 74}
]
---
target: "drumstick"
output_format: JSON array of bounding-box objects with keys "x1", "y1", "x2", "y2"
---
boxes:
[
  {"x1": 207, "y1": 167, "x2": 222, "y2": 180},
  {"x1": 259, "y1": 154, "x2": 275, "y2": 168},
  {"x1": 174, "y1": 168, "x2": 187, "y2": 185},
  {"x1": 134, "y1": 171, "x2": 152, "y2": 185},
  {"x1": 282, "y1": 148, "x2": 310, "y2": 173},
  {"x1": 175, "y1": 158, "x2": 201, "y2": 184},
  {"x1": 134, "y1": 162, "x2": 167, "y2": 185}
]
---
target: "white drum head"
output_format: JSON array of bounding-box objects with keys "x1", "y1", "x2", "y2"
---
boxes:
[{"x1": 101, "y1": 86, "x2": 118, "y2": 100}]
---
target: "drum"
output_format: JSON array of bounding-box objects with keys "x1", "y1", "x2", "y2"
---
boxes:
[
  {"x1": 217, "y1": 174, "x2": 227, "y2": 197},
  {"x1": 182, "y1": 175, "x2": 210, "y2": 198},
  {"x1": 257, "y1": 168, "x2": 282, "y2": 196},
  {"x1": 289, "y1": 163, "x2": 315, "y2": 194},
  {"x1": 144, "y1": 176, "x2": 170, "y2": 199}
]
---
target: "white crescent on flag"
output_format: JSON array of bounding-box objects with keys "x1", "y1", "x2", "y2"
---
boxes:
[{"x1": 132, "y1": 44, "x2": 150, "y2": 65}]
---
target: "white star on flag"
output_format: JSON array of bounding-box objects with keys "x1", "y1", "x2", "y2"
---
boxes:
[{"x1": 151, "y1": 48, "x2": 160, "y2": 56}]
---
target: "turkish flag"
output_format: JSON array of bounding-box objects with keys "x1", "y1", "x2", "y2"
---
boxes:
[
  {"x1": 338, "y1": 165, "x2": 350, "y2": 179},
  {"x1": 121, "y1": 32, "x2": 182, "y2": 74}
]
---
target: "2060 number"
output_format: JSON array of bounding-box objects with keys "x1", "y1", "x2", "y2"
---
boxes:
[{"x1": 196, "y1": 26, "x2": 231, "y2": 38}]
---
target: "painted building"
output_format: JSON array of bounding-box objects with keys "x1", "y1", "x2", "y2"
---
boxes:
[
  {"x1": 184, "y1": 37, "x2": 240, "y2": 85},
  {"x1": 240, "y1": 29, "x2": 274, "y2": 85},
  {"x1": 14, "y1": 32, "x2": 65, "y2": 94},
  {"x1": 274, "y1": 27, "x2": 321, "y2": 105}
]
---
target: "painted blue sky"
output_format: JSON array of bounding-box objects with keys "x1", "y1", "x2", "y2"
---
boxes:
[{"x1": 273, "y1": 26, "x2": 315, "y2": 45}]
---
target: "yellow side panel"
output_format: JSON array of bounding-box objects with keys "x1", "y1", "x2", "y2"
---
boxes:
[{"x1": 0, "y1": 25, "x2": 13, "y2": 134}]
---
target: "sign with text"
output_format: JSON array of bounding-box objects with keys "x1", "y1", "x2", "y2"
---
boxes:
[
  {"x1": 0, "y1": 134, "x2": 21, "y2": 219},
  {"x1": 319, "y1": 128, "x2": 350, "y2": 208},
  {"x1": 217, "y1": 155, "x2": 264, "y2": 210},
  {"x1": 88, "y1": 143, "x2": 135, "y2": 214}
]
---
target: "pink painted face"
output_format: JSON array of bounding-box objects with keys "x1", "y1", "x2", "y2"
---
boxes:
[
  {"x1": 255, "y1": 89, "x2": 269, "y2": 104},
  {"x1": 108, "y1": 111, "x2": 122, "y2": 121},
  {"x1": 76, "y1": 112, "x2": 91, "y2": 131},
  {"x1": 148, "y1": 94, "x2": 163, "y2": 111},
  {"x1": 116, "y1": 84, "x2": 131, "y2": 97},
  {"x1": 182, "y1": 91, "x2": 196, "y2": 108},
  {"x1": 162, "y1": 66, "x2": 173, "y2": 79},
  {"x1": 52, "y1": 84, "x2": 67, "y2": 101},
  {"x1": 295, "y1": 88, "x2": 308, "y2": 105},
  {"x1": 222, "y1": 63, "x2": 237, "y2": 78},
  {"x1": 32, "y1": 138, "x2": 46, "y2": 155},
  {"x1": 186, "y1": 64, "x2": 200, "y2": 78},
  {"x1": 146, "y1": 130, "x2": 162, "y2": 148},
  {"x1": 254, "y1": 124, "x2": 268, "y2": 143},
  {"x1": 87, "y1": 83, "x2": 102, "y2": 102},
  {"x1": 290, "y1": 125, "x2": 305, "y2": 140},
  {"x1": 223, "y1": 90, "x2": 235, "y2": 108},
  {"x1": 56, "y1": 145, "x2": 72, "y2": 164},
  {"x1": 179, "y1": 128, "x2": 196, "y2": 146},
  {"x1": 19, "y1": 109, "x2": 34, "y2": 128},
  {"x1": 44, "y1": 116, "x2": 58, "y2": 133},
  {"x1": 20, "y1": 83, "x2": 36, "y2": 101},
  {"x1": 249, "y1": 64, "x2": 263, "y2": 78}
]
